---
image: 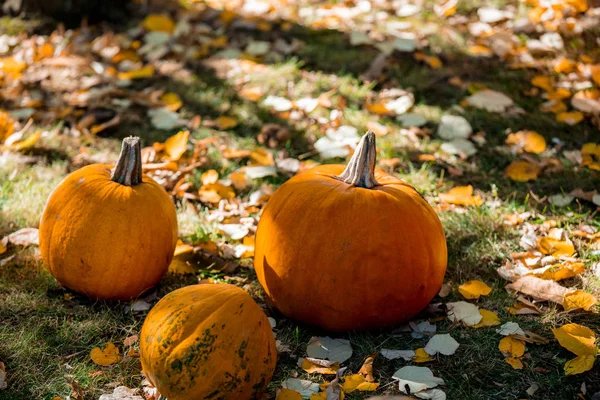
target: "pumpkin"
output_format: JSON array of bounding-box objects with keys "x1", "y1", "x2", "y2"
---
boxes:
[
  {"x1": 140, "y1": 284, "x2": 277, "y2": 400},
  {"x1": 254, "y1": 131, "x2": 447, "y2": 331},
  {"x1": 39, "y1": 136, "x2": 177, "y2": 300}
]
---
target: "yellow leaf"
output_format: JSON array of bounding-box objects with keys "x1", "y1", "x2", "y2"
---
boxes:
[
  {"x1": 415, "y1": 53, "x2": 442, "y2": 69},
  {"x1": 0, "y1": 110, "x2": 15, "y2": 142},
  {"x1": 592, "y1": 65, "x2": 600, "y2": 87},
  {"x1": 499, "y1": 337, "x2": 526, "y2": 357},
  {"x1": 412, "y1": 347, "x2": 434, "y2": 363},
  {"x1": 534, "y1": 262, "x2": 585, "y2": 281},
  {"x1": 198, "y1": 183, "x2": 235, "y2": 204},
  {"x1": 341, "y1": 374, "x2": 366, "y2": 392},
  {"x1": 505, "y1": 130, "x2": 546, "y2": 154},
  {"x1": 540, "y1": 100, "x2": 567, "y2": 114},
  {"x1": 277, "y1": 388, "x2": 303, "y2": 400},
  {"x1": 117, "y1": 65, "x2": 155, "y2": 80},
  {"x1": 112, "y1": 49, "x2": 140, "y2": 64},
  {"x1": 434, "y1": 0, "x2": 458, "y2": 17},
  {"x1": 458, "y1": 280, "x2": 492, "y2": 300},
  {"x1": 355, "y1": 382, "x2": 379, "y2": 391},
  {"x1": 472, "y1": 309, "x2": 501, "y2": 328},
  {"x1": 564, "y1": 355, "x2": 595, "y2": 376},
  {"x1": 468, "y1": 45, "x2": 492, "y2": 56},
  {"x1": 201, "y1": 169, "x2": 219, "y2": 185},
  {"x1": 219, "y1": 9, "x2": 238, "y2": 25},
  {"x1": 90, "y1": 343, "x2": 121, "y2": 366},
  {"x1": 239, "y1": 86, "x2": 264, "y2": 101},
  {"x1": 505, "y1": 357, "x2": 524, "y2": 369},
  {"x1": 301, "y1": 358, "x2": 339, "y2": 375},
  {"x1": 537, "y1": 236, "x2": 574, "y2": 257},
  {"x1": 546, "y1": 88, "x2": 571, "y2": 101},
  {"x1": 366, "y1": 103, "x2": 393, "y2": 116},
  {"x1": 553, "y1": 323, "x2": 596, "y2": 356},
  {"x1": 0, "y1": 241, "x2": 6, "y2": 254},
  {"x1": 249, "y1": 148, "x2": 274, "y2": 165},
  {"x1": 0, "y1": 56, "x2": 26, "y2": 78},
  {"x1": 230, "y1": 171, "x2": 248, "y2": 190},
  {"x1": 168, "y1": 241, "x2": 196, "y2": 275},
  {"x1": 531, "y1": 76, "x2": 553, "y2": 92},
  {"x1": 164, "y1": 130, "x2": 189, "y2": 161},
  {"x1": 439, "y1": 185, "x2": 483, "y2": 206},
  {"x1": 556, "y1": 111, "x2": 584, "y2": 125},
  {"x1": 142, "y1": 14, "x2": 175, "y2": 33},
  {"x1": 5, "y1": 131, "x2": 41, "y2": 152},
  {"x1": 563, "y1": 290, "x2": 598, "y2": 312},
  {"x1": 160, "y1": 92, "x2": 183, "y2": 111},
  {"x1": 581, "y1": 143, "x2": 600, "y2": 171},
  {"x1": 554, "y1": 58, "x2": 576, "y2": 74},
  {"x1": 215, "y1": 116, "x2": 238, "y2": 130},
  {"x1": 505, "y1": 160, "x2": 541, "y2": 182}
]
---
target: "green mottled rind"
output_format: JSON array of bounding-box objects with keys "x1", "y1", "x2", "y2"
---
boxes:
[{"x1": 140, "y1": 284, "x2": 277, "y2": 400}]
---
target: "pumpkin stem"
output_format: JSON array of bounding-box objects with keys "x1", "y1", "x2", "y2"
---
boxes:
[
  {"x1": 111, "y1": 136, "x2": 143, "y2": 186},
  {"x1": 336, "y1": 130, "x2": 379, "y2": 188}
]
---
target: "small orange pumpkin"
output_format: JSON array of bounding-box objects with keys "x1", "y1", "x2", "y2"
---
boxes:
[
  {"x1": 254, "y1": 131, "x2": 447, "y2": 331},
  {"x1": 39, "y1": 136, "x2": 177, "y2": 300},
  {"x1": 140, "y1": 284, "x2": 277, "y2": 400}
]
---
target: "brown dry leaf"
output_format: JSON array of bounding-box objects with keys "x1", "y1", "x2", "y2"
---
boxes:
[
  {"x1": 230, "y1": 171, "x2": 248, "y2": 190},
  {"x1": 499, "y1": 336, "x2": 526, "y2": 358},
  {"x1": 358, "y1": 354, "x2": 377, "y2": 382},
  {"x1": 160, "y1": 92, "x2": 183, "y2": 111},
  {"x1": 438, "y1": 283, "x2": 452, "y2": 298},
  {"x1": 505, "y1": 160, "x2": 541, "y2": 182},
  {"x1": 458, "y1": 280, "x2": 492, "y2": 300},
  {"x1": 123, "y1": 335, "x2": 138, "y2": 347},
  {"x1": 505, "y1": 131, "x2": 546, "y2": 154},
  {"x1": 439, "y1": 186, "x2": 483, "y2": 206},
  {"x1": 164, "y1": 130, "x2": 189, "y2": 161},
  {"x1": 143, "y1": 14, "x2": 175, "y2": 33},
  {"x1": 505, "y1": 275, "x2": 570, "y2": 304},
  {"x1": 563, "y1": 290, "x2": 598, "y2": 312},
  {"x1": 90, "y1": 343, "x2": 121, "y2": 366},
  {"x1": 366, "y1": 103, "x2": 393, "y2": 116}
]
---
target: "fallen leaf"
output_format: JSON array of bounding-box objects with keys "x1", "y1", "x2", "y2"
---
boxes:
[
  {"x1": 531, "y1": 262, "x2": 584, "y2": 281},
  {"x1": 299, "y1": 358, "x2": 339, "y2": 375},
  {"x1": 440, "y1": 139, "x2": 477, "y2": 157},
  {"x1": 98, "y1": 386, "x2": 143, "y2": 400},
  {"x1": 505, "y1": 357, "x2": 524, "y2": 369},
  {"x1": 506, "y1": 276, "x2": 569, "y2": 304},
  {"x1": 572, "y1": 90, "x2": 600, "y2": 114},
  {"x1": 0, "y1": 362, "x2": 6, "y2": 390},
  {"x1": 413, "y1": 348, "x2": 435, "y2": 363},
  {"x1": 118, "y1": 65, "x2": 155, "y2": 80},
  {"x1": 498, "y1": 336, "x2": 525, "y2": 357},
  {"x1": 531, "y1": 76, "x2": 553, "y2": 92},
  {"x1": 564, "y1": 355, "x2": 595, "y2": 376},
  {"x1": 563, "y1": 290, "x2": 598, "y2": 312},
  {"x1": 505, "y1": 160, "x2": 541, "y2": 182},
  {"x1": 471, "y1": 309, "x2": 501, "y2": 328},
  {"x1": 393, "y1": 366, "x2": 445, "y2": 394},
  {"x1": 307, "y1": 337, "x2": 353, "y2": 363},
  {"x1": 496, "y1": 322, "x2": 525, "y2": 336},
  {"x1": 556, "y1": 111, "x2": 584, "y2": 125},
  {"x1": 465, "y1": 90, "x2": 514, "y2": 112},
  {"x1": 198, "y1": 183, "x2": 235, "y2": 204},
  {"x1": 380, "y1": 349, "x2": 415, "y2": 360},
  {"x1": 4, "y1": 131, "x2": 41, "y2": 152},
  {"x1": 160, "y1": 92, "x2": 182, "y2": 111},
  {"x1": 90, "y1": 343, "x2": 121, "y2": 366},
  {"x1": 148, "y1": 108, "x2": 183, "y2": 130},
  {"x1": 4, "y1": 228, "x2": 39, "y2": 246},
  {"x1": 424, "y1": 334, "x2": 459, "y2": 356},
  {"x1": 215, "y1": 116, "x2": 238, "y2": 130},
  {"x1": 437, "y1": 115, "x2": 472, "y2": 140},
  {"x1": 342, "y1": 374, "x2": 379, "y2": 392},
  {"x1": 164, "y1": 130, "x2": 189, "y2": 161},
  {"x1": 552, "y1": 323, "x2": 596, "y2": 356},
  {"x1": 458, "y1": 280, "x2": 492, "y2": 300},
  {"x1": 277, "y1": 388, "x2": 303, "y2": 400},
  {"x1": 358, "y1": 354, "x2": 377, "y2": 382},
  {"x1": 505, "y1": 131, "x2": 546, "y2": 154},
  {"x1": 446, "y1": 301, "x2": 482, "y2": 326},
  {"x1": 282, "y1": 379, "x2": 320, "y2": 398},
  {"x1": 439, "y1": 186, "x2": 483, "y2": 206},
  {"x1": 581, "y1": 143, "x2": 600, "y2": 171},
  {"x1": 434, "y1": 0, "x2": 458, "y2": 17},
  {"x1": 143, "y1": 14, "x2": 175, "y2": 33},
  {"x1": 537, "y1": 236, "x2": 575, "y2": 257}
]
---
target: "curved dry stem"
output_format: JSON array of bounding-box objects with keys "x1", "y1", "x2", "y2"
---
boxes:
[
  {"x1": 111, "y1": 136, "x2": 143, "y2": 186},
  {"x1": 336, "y1": 130, "x2": 379, "y2": 188}
]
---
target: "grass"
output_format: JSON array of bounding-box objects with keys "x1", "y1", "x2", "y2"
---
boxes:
[{"x1": 1, "y1": 2, "x2": 600, "y2": 399}]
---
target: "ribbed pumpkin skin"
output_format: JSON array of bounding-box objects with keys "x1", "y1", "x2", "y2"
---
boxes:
[
  {"x1": 140, "y1": 284, "x2": 277, "y2": 400},
  {"x1": 254, "y1": 164, "x2": 447, "y2": 332},
  {"x1": 39, "y1": 164, "x2": 177, "y2": 300}
]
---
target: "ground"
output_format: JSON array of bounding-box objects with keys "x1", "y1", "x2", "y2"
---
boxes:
[{"x1": 0, "y1": 0, "x2": 599, "y2": 399}]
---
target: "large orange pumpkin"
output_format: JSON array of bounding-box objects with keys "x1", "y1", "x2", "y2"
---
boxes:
[
  {"x1": 39, "y1": 136, "x2": 177, "y2": 300},
  {"x1": 140, "y1": 284, "x2": 277, "y2": 400},
  {"x1": 254, "y1": 131, "x2": 447, "y2": 331}
]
